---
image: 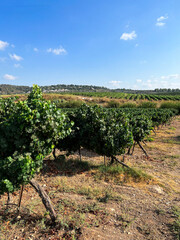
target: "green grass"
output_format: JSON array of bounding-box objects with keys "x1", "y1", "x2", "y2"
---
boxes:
[
  {"x1": 95, "y1": 164, "x2": 152, "y2": 183},
  {"x1": 145, "y1": 137, "x2": 154, "y2": 142},
  {"x1": 171, "y1": 206, "x2": 180, "y2": 239},
  {"x1": 169, "y1": 127, "x2": 176, "y2": 131},
  {"x1": 162, "y1": 138, "x2": 180, "y2": 145}
]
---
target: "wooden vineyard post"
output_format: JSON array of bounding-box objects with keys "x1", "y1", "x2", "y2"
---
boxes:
[{"x1": 17, "y1": 185, "x2": 24, "y2": 214}]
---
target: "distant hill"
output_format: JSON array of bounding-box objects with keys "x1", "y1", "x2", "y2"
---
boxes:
[
  {"x1": 0, "y1": 84, "x2": 31, "y2": 95},
  {"x1": 0, "y1": 84, "x2": 179, "y2": 95},
  {"x1": 0, "y1": 84, "x2": 109, "y2": 95}
]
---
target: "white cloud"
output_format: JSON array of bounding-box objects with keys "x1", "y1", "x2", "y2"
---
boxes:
[
  {"x1": 9, "y1": 53, "x2": 23, "y2": 61},
  {"x1": 156, "y1": 15, "x2": 168, "y2": 27},
  {"x1": 157, "y1": 16, "x2": 168, "y2": 22},
  {"x1": 120, "y1": 31, "x2": 137, "y2": 40},
  {"x1": 136, "y1": 79, "x2": 142, "y2": 83},
  {"x1": 135, "y1": 74, "x2": 180, "y2": 89},
  {"x1": 160, "y1": 74, "x2": 179, "y2": 80},
  {"x1": 109, "y1": 81, "x2": 122, "y2": 87},
  {"x1": 0, "y1": 40, "x2": 9, "y2": 50},
  {"x1": 11, "y1": 44, "x2": 15, "y2": 48},
  {"x1": 14, "y1": 63, "x2": 22, "y2": 68},
  {"x1": 3, "y1": 74, "x2": 17, "y2": 80},
  {"x1": 47, "y1": 46, "x2": 67, "y2": 55},
  {"x1": 34, "y1": 47, "x2": 39, "y2": 52},
  {"x1": 156, "y1": 22, "x2": 165, "y2": 27}
]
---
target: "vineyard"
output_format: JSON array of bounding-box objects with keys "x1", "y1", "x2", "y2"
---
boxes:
[
  {"x1": 0, "y1": 85, "x2": 180, "y2": 239},
  {"x1": 63, "y1": 92, "x2": 180, "y2": 101}
]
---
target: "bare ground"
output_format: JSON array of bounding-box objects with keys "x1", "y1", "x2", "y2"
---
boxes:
[{"x1": 0, "y1": 117, "x2": 180, "y2": 240}]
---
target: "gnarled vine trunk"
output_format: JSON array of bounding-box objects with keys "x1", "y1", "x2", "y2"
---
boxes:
[
  {"x1": 137, "y1": 142, "x2": 149, "y2": 157},
  {"x1": 30, "y1": 179, "x2": 56, "y2": 222}
]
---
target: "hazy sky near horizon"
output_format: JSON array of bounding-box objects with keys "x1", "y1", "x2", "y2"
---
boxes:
[{"x1": 0, "y1": 0, "x2": 180, "y2": 89}]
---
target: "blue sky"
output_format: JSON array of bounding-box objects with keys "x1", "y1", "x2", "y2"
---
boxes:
[{"x1": 0, "y1": 0, "x2": 180, "y2": 89}]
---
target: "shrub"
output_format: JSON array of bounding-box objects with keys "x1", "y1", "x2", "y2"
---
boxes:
[
  {"x1": 106, "y1": 100, "x2": 121, "y2": 108},
  {"x1": 160, "y1": 101, "x2": 180, "y2": 114},
  {"x1": 120, "y1": 103, "x2": 137, "y2": 108},
  {"x1": 55, "y1": 99, "x2": 83, "y2": 108},
  {"x1": 138, "y1": 102, "x2": 157, "y2": 108}
]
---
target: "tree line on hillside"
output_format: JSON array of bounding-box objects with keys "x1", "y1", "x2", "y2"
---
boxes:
[{"x1": 0, "y1": 84, "x2": 179, "y2": 95}]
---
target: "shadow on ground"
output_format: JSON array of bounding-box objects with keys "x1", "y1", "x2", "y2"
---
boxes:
[{"x1": 41, "y1": 155, "x2": 98, "y2": 177}]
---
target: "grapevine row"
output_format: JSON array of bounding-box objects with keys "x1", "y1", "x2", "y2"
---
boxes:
[
  {"x1": 0, "y1": 86, "x2": 178, "y2": 221},
  {"x1": 56, "y1": 105, "x2": 177, "y2": 159},
  {"x1": 62, "y1": 91, "x2": 180, "y2": 101}
]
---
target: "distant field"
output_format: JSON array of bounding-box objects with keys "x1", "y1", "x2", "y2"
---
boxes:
[
  {"x1": 62, "y1": 92, "x2": 180, "y2": 101},
  {"x1": 1, "y1": 91, "x2": 180, "y2": 101},
  {"x1": 1, "y1": 92, "x2": 180, "y2": 110}
]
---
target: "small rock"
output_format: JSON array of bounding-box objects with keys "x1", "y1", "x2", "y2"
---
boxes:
[
  {"x1": 110, "y1": 208, "x2": 115, "y2": 212},
  {"x1": 150, "y1": 185, "x2": 164, "y2": 194}
]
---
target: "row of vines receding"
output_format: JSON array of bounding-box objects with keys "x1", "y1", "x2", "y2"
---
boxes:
[{"x1": 0, "y1": 85, "x2": 179, "y2": 222}]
